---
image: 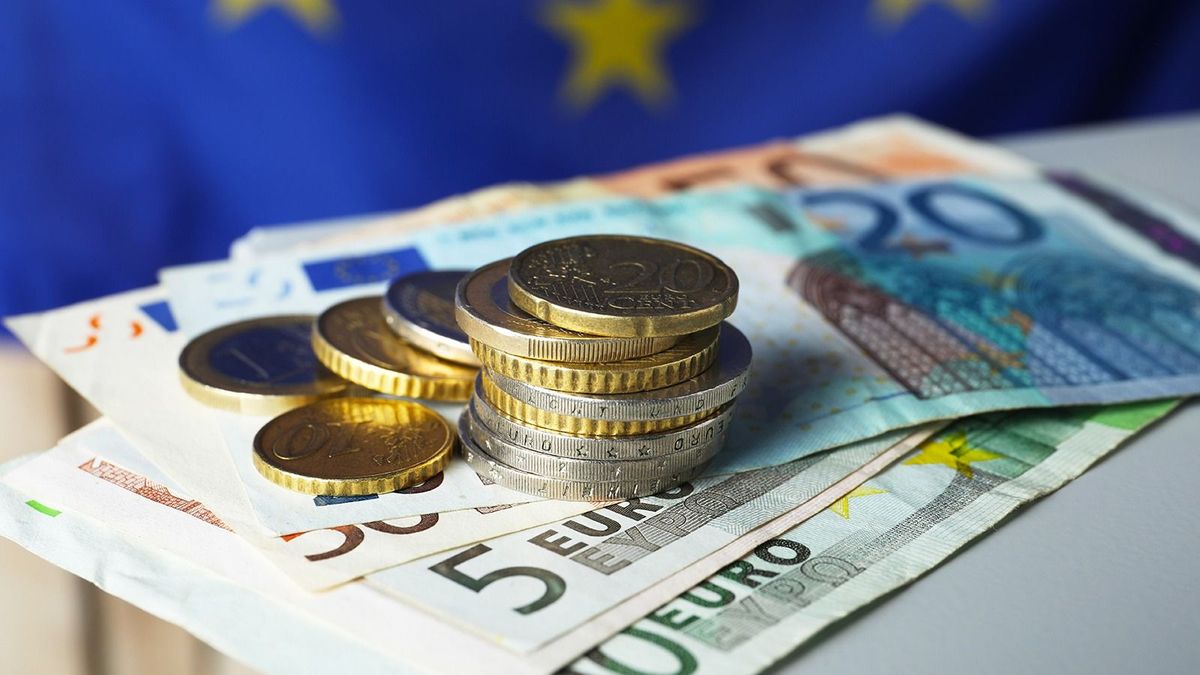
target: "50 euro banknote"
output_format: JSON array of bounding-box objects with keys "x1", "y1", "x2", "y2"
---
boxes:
[{"x1": 1, "y1": 418, "x2": 601, "y2": 590}]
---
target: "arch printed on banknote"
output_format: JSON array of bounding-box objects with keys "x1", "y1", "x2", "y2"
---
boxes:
[{"x1": 784, "y1": 174, "x2": 1200, "y2": 403}]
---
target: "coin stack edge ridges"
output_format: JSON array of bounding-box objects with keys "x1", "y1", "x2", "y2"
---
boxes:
[{"x1": 455, "y1": 237, "x2": 749, "y2": 501}]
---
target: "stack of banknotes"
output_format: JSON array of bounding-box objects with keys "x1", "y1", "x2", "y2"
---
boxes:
[{"x1": 2, "y1": 115, "x2": 1198, "y2": 674}]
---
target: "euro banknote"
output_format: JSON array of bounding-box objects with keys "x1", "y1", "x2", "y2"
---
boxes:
[
  {"x1": 160, "y1": 187, "x2": 802, "y2": 335},
  {"x1": 567, "y1": 399, "x2": 1178, "y2": 675},
  {"x1": 0, "y1": 398, "x2": 1172, "y2": 674},
  {"x1": 364, "y1": 423, "x2": 936, "y2": 656},
  {"x1": 0, "y1": 456, "x2": 434, "y2": 674},
  {"x1": 231, "y1": 179, "x2": 611, "y2": 258},
  {"x1": 4, "y1": 288, "x2": 550, "y2": 537},
  {"x1": 3, "y1": 418, "x2": 600, "y2": 590},
  {"x1": 162, "y1": 172, "x2": 1200, "y2": 472},
  {"x1": 775, "y1": 173, "x2": 1200, "y2": 444},
  {"x1": 0, "y1": 424, "x2": 937, "y2": 674}
]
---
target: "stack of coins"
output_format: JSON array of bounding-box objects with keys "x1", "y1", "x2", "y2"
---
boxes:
[
  {"x1": 455, "y1": 235, "x2": 752, "y2": 501},
  {"x1": 179, "y1": 270, "x2": 481, "y2": 496}
]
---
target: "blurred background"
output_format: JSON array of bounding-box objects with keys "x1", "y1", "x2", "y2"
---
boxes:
[
  {"x1": 2, "y1": 1, "x2": 1200, "y2": 323},
  {"x1": 1, "y1": 1, "x2": 1198, "y2": 673}
]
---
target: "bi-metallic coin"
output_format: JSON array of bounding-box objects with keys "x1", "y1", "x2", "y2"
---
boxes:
[
  {"x1": 253, "y1": 397, "x2": 454, "y2": 496},
  {"x1": 313, "y1": 296, "x2": 477, "y2": 401},
  {"x1": 455, "y1": 258, "x2": 678, "y2": 362},
  {"x1": 471, "y1": 324, "x2": 719, "y2": 394},
  {"x1": 383, "y1": 270, "x2": 481, "y2": 366},
  {"x1": 507, "y1": 235, "x2": 739, "y2": 337},
  {"x1": 179, "y1": 315, "x2": 347, "y2": 415}
]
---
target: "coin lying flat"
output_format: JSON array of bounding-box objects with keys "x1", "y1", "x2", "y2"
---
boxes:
[
  {"x1": 179, "y1": 315, "x2": 347, "y2": 415},
  {"x1": 458, "y1": 412, "x2": 709, "y2": 500},
  {"x1": 468, "y1": 378, "x2": 736, "y2": 460},
  {"x1": 471, "y1": 324, "x2": 719, "y2": 394},
  {"x1": 465, "y1": 400, "x2": 725, "y2": 482},
  {"x1": 383, "y1": 270, "x2": 481, "y2": 366},
  {"x1": 507, "y1": 235, "x2": 739, "y2": 337},
  {"x1": 455, "y1": 259, "x2": 678, "y2": 363},
  {"x1": 253, "y1": 397, "x2": 454, "y2": 496},
  {"x1": 313, "y1": 297, "x2": 477, "y2": 401},
  {"x1": 483, "y1": 322, "x2": 752, "y2": 431}
]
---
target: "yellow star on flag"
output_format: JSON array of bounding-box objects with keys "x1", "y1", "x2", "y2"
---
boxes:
[
  {"x1": 828, "y1": 485, "x2": 887, "y2": 519},
  {"x1": 541, "y1": 0, "x2": 695, "y2": 111},
  {"x1": 214, "y1": 0, "x2": 337, "y2": 33},
  {"x1": 874, "y1": 0, "x2": 988, "y2": 25},
  {"x1": 905, "y1": 431, "x2": 1000, "y2": 479}
]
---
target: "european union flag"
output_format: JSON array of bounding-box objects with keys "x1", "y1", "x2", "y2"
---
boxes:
[{"x1": 2, "y1": 1, "x2": 1198, "y2": 323}]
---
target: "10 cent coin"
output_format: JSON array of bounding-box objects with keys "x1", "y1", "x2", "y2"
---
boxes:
[{"x1": 253, "y1": 397, "x2": 454, "y2": 495}]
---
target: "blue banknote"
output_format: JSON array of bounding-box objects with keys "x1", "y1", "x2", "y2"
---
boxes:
[{"x1": 162, "y1": 176, "x2": 1200, "y2": 471}]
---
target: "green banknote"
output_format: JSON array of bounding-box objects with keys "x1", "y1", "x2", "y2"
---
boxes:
[{"x1": 567, "y1": 399, "x2": 1177, "y2": 675}]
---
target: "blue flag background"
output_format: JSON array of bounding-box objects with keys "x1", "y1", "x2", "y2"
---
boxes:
[{"x1": 1, "y1": 1, "x2": 1198, "y2": 322}]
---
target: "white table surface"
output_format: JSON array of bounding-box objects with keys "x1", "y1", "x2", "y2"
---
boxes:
[{"x1": 778, "y1": 113, "x2": 1200, "y2": 674}]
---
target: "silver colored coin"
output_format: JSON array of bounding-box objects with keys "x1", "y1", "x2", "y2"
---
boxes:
[
  {"x1": 458, "y1": 413, "x2": 708, "y2": 501},
  {"x1": 483, "y1": 322, "x2": 752, "y2": 423},
  {"x1": 383, "y1": 270, "x2": 482, "y2": 366},
  {"x1": 465, "y1": 398, "x2": 725, "y2": 481},
  {"x1": 455, "y1": 258, "x2": 677, "y2": 363},
  {"x1": 469, "y1": 378, "x2": 736, "y2": 460}
]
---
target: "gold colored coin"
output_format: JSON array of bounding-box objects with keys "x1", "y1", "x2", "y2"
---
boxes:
[
  {"x1": 471, "y1": 324, "x2": 719, "y2": 394},
  {"x1": 481, "y1": 376, "x2": 710, "y2": 436},
  {"x1": 507, "y1": 235, "x2": 739, "y2": 337},
  {"x1": 252, "y1": 397, "x2": 454, "y2": 496},
  {"x1": 456, "y1": 258, "x2": 678, "y2": 362},
  {"x1": 313, "y1": 296, "x2": 476, "y2": 401},
  {"x1": 179, "y1": 315, "x2": 347, "y2": 415}
]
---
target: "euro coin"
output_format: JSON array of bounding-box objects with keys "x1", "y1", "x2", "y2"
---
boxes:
[
  {"x1": 313, "y1": 297, "x2": 476, "y2": 401},
  {"x1": 471, "y1": 324, "x2": 719, "y2": 394},
  {"x1": 468, "y1": 377, "x2": 736, "y2": 460},
  {"x1": 455, "y1": 259, "x2": 678, "y2": 362},
  {"x1": 482, "y1": 377, "x2": 712, "y2": 435},
  {"x1": 179, "y1": 315, "x2": 346, "y2": 415},
  {"x1": 507, "y1": 235, "x2": 739, "y2": 337},
  {"x1": 464, "y1": 400, "x2": 726, "y2": 481},
  {"x1": 253, "y1": 397, "x2": 454, "y2": 496},
  {"x1": 383, "y1": 270, "x2": 481, "y2": 366},
  {"x1": 458, "y1": 412, "x2": 708, "y2": 500},
  {"x1": 483, "y1": 322, "x2": 752, "y2": 431}
]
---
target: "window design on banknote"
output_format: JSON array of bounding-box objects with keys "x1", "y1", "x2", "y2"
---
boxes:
[{"x1": 785, "y1": 176, "x2": 1200, "y2": 400}]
